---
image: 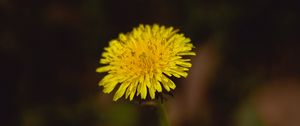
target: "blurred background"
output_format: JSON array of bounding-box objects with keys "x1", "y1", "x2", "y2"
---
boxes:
[{"x1": 1, "y1": 0, "x2": 300, "y2": 126}]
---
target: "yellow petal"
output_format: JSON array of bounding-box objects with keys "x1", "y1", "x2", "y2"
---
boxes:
[
  {"x1": 149, "y1": 85, "x2": 156, "y2": 99},
  {"x1": 103, "y1": 81, "x2": 118, "y2": 93},
  {"x1": 168, "y1": 79, "x2": 176, "y2": 90},
  {"x1": 140, "y1": 82, "x2": 147, "y2": 99},
  {"x1": 113, "y1": 82, "x2": 130, "y2": 101},
  {"x1": 125, "y1": 79, "x2": 137, "y2": 99},
  {"x1": 129, "y1": 85, "x2": 137, "y2": 101},
  {"x1": 98, "y1": 74, "x2": 114, "y2": 86},
  {"x1": 160, "y1": 80, "x2": 170, "y2": 92},
  {"x1": 145, "y1": 74, "x2": 151, "y2": 88},
  {"x1": 119, "y1": 33, "x2": 127, "y2": 42},
  {"x1": 129, "y1": 81, "x2": 138, "y2": 101},
  {"x1": 161, "y1": 75, "x2": 176, "y2": 91},
  {"x1": 169, "y1": 69, "x2": 188, "y2": 78},
  {"x1": 176, "y1": 61, "x2": 192, "y2": 67},
  {"x1": 155, "y1": 81, "x2": 162, "y2": 92},
  {"x1": 96, "y1": 66, "x2": 111, "y2": 73},
  {"x1": 177, "y1": 52, "x2": 196, "y2": 56}
]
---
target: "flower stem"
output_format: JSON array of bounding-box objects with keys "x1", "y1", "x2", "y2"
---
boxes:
[{"x1": 158, "y1": 104, "x2": 169, "y2": 126}]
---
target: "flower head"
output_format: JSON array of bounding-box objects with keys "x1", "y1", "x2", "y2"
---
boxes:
[{"x1": 96, "y1": 24, "x2": 195, "y2": 101}]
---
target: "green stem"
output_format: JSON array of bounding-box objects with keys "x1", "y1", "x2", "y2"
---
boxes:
[{"x1": 158, "y1": 104, "x2": 169, "y2": 126}]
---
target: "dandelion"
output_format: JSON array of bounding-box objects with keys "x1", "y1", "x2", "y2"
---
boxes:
[{"x1": 96, "y1": 24, "x2": 195, "y2": 101}]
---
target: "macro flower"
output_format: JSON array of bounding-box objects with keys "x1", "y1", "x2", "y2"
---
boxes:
[{"x1": 96, "y1": 24, "x2": 195, "y2": 101}]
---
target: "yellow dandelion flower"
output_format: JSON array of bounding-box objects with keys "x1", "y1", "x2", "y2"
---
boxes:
[{"x1": 96, "y1": 24, "x2": 195, "y2": 101}]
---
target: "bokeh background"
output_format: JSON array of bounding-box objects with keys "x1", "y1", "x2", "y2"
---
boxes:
[{"x1": 1, "y1": 0, "x2": 300, "y2": 126}]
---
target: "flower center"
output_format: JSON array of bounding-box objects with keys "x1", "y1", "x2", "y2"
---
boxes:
[{"x1": 120, "y1": 40, "x2": 167, "y2": 78}]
